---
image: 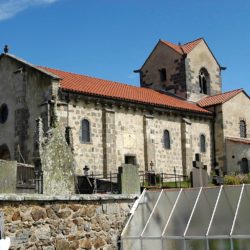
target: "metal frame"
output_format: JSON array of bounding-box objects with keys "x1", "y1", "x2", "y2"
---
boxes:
[
  {"x1": 121, "y1": 185, "x2": 250, "y2": 250},
  {"x1": 0, "y1": 211, "x2": 4, "y2": 239}
]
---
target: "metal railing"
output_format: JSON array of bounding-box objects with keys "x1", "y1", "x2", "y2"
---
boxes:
[
  {"x1": 16, "y1": 163, "x2": 36, "y2": 190},
  {"x1": 140, "y1": 168, "x2": 190, "y2": 189},
  {"x1": 77, "y1": 168, "x2": 190, "y2": 194}
]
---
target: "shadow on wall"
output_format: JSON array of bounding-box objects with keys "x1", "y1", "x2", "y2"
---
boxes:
[{"x1": 0, "y1": 144, "x2": 10, "y2": 160}]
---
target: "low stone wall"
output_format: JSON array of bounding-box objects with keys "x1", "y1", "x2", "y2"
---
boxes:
[{"x1": 0, "y1": 194, "x2": 137, "y2": 250}]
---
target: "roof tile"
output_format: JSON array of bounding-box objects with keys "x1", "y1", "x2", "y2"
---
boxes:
[
  {"x1": 161, "y1": 38, "x2": 203, "y2": 55},
  {"x1": 197, "y1": 89, "x2": 243, "y2": 107},
  {"x1": 39, "y1": 66, "x2": 211, "y2": 115}
]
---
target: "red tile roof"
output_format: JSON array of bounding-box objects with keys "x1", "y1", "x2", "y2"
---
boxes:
[
  {"x1": 198, "y1": 89, "x2": 243, "y2": 107},
  {"x1": 160, "y1": 38, "x2": 203, "y2": 55},
  {"x1": 226, "y1": 137, "x2": 250, "y2": 145},
  {"x1": 39, "y1": 66, "x2": 211, "y2": 115}
]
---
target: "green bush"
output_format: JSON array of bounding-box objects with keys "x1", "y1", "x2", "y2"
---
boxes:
[
  {"x1": 224, "y1": 173, "x2": 250, "y2": 185},
  {"x1": 224, "y1": 175, "x2": 241, "y2": 185}
]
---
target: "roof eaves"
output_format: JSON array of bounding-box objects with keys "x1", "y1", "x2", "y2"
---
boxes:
[
  {"x1": 226, "y1": 137, "x2": 250, "y2": 145},
  {"x1": 0, "y1": 53, "x2": 61, "y2": 80},
  {"x1": 60, "y1": 87, "x2": 212, "y2": 116}
]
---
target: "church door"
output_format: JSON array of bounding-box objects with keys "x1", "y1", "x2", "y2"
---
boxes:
[{"x1": 240, "y1": 158, "x2": 249, "y2": 174}]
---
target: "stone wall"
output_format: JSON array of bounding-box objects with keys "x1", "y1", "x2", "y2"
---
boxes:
[
  {"x1": 114, "y1": 108, "x2": 145, "y2": 172},
  {"x1": 0, "y1": 194, "x2": 136, "y2": 250},
  {"x1": 0, "y1": 56, "x2": 56, "y2": 163},
  {"x1": 140, "y1": 42, "x2": 184, "y2": 96},
  {"x1": 58, "y1": 101, "x2": 104, "y2": 176},
  {"x1": 220, "y1": 92, "x2": 250, "y2": 172},
  {"x1": 56, "y1": 95, "x2": 213, "y2": 177},
  {"x1": 190, "y1": 117, "x2": 213, "y2": 175},
  {"x1": 222, "y1": 92, "x2": 250, "y2": 139},
  {"x1": 225, "y1": 139, "x2": 250, "y2": 173},
  {"x1": 151, "y1": 114, "x2": 183, "y2": 174},
  {"x1": 185, "y1": 40, "x2": 221, "y2": 102}
]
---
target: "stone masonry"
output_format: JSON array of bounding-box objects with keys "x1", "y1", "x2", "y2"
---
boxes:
[{"x1": 0, "y1": 194, "x2": 136, "y2": 250}]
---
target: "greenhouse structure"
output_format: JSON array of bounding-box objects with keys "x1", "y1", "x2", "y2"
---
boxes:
[{"x1": 121, "y1": 185, "x2": 250, "y2": 250}]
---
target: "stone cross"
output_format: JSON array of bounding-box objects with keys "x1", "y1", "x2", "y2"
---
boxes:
[{"x1": 191, "y1": 153, "x2": 208, "y2": 187}]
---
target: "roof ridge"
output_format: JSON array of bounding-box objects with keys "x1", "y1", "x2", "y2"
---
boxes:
[
  {"x1": 1, "y1": 54, "x2": 60, "y2": 79},
  {"x1": 181, "y1": 37, "x2": 203, "y2": 46},
  {"x1": 160, "y1": 37, "x2": 204, "y2": 54}
]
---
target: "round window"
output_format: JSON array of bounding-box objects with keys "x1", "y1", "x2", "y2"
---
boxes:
[{"x1": 0, "y1": 104, "x2": 8, "y2": 123}]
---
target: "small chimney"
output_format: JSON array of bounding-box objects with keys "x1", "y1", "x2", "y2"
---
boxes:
[{"x1": 4, "y1": 45, "x2": 9, "y2": 53}]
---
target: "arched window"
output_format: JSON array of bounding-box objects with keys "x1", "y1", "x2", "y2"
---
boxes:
[
  {"x1": 200, "y1": 134, "x2": 206, "y2": 153},
  {"x1": 199, "y1": 68, "x2": 209, "y2": 95},
  {"x1": 81, "y1": 119, "x2": 90, "y2": 143},
  {"x1": 240, "y1": 120, "x2": 247, "y2": 138},
  {"x1": 240, "y1": 158, "x2": 249, "y2": 174},
  {"x1": 164, "y1": 130, "x2": 171, "y2": 149}
]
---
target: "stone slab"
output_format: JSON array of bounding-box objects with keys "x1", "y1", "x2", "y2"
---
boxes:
[
  {"x1": 0, "y1": 160, "x2": 17, "y2": 193},
  {"x1": 118, "y1": 164, "x2": 140, "y2": 194}
]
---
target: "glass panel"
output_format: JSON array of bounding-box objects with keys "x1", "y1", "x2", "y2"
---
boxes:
[
  {"x1": 162, "y1": 239, "x2": 184, "y2": 250},
  {"x1": 185, "y1": 187, "x2": 219, "y2": 237},
  {"x1": 122, "y1": 239, "x2": 141, "y2": 250},
  {"x1": 233, "y1": 239, "x2": 250, "y2": 249},
  {"x1": 122, "y1": 190, "x2": 161, "y2": 237},
  {"x1": 185, "y1": 239, "x2": 207, "y2": 250},
  {"x1": 232, "y1": 185, "x2": 250, "y2": 236},
  {"x1": 164, "y1": 188, "x2": 199, "y2": 236},
  {"x1": 142, "y1": 190, "x2": 180, "y2": 237},
  {"x1": 142, "y1": 239, "x2": 161, "y2": 250},
  {"x1": 209, "y1": 239, "x2": 231, "y2": 250},
  {"x1": 208, "y1": 186, "x2": 242, "y2": 236}
]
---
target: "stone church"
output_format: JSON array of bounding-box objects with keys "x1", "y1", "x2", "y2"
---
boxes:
[{"x1": 0, "y1": 38, "x2": 249, "y2": 177}]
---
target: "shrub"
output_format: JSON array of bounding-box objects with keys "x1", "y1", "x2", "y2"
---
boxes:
[
  {"x1": 224, "y1": 175, "x2": 241, "y2": 185},
  {"x1": 224, "y1": 173, "x2": 250, "y2": 185}
]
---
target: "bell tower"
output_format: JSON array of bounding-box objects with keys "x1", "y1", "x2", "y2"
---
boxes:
[{"x1": 137, "y1": 38, "x2": 223, "y2": 102}]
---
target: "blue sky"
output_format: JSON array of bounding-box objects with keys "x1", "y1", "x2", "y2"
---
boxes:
[{"x1": 0, "y1": 0, "x2": 250, "y2": 94}]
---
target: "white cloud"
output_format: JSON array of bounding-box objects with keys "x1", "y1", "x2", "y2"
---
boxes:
[{"x1": 0, "y1": 0, "x2": 58, "y2": 21}]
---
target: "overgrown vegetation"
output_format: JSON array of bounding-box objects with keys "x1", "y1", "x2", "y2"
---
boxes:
[{"x1": 224, "y1": 172, "x2": 250, "y2": 185}]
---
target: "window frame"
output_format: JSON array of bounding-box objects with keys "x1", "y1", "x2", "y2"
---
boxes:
[
  {"x1": 200, "y1": 134, "x2": 206, "y2": 153},
  {"x1": 81, "y1": 118, "x2": 91, "y2": 143},
  {"x1": 199, "y1": 68, "x2": 209, "y2": 95},
  {"x1": 239, "y1": 119, "x2": 247, "y2": 138},
  {"x1": 163, "y1": 130, "x2": 171, "y2": 150}
]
